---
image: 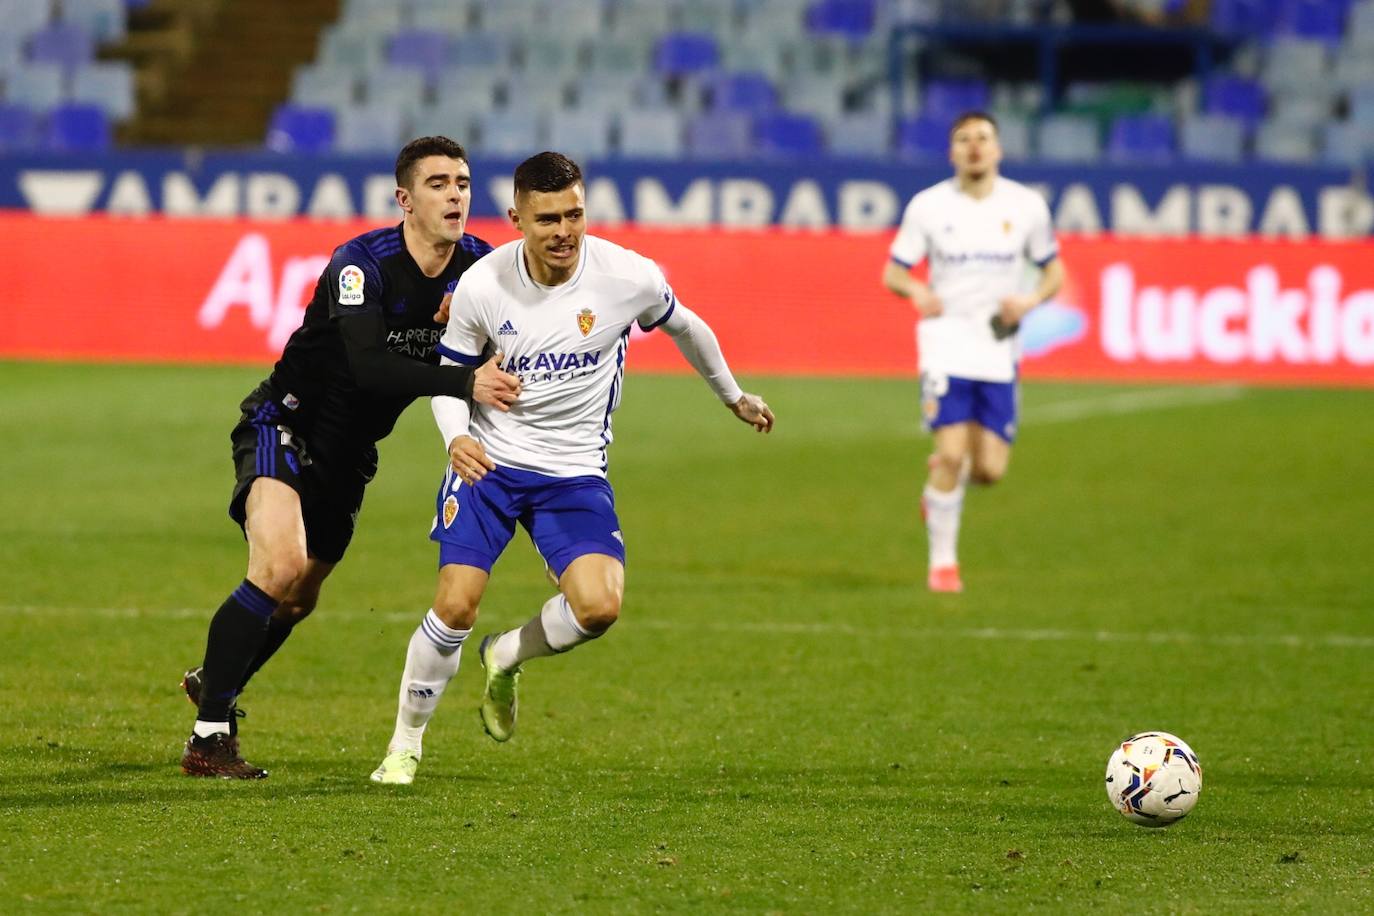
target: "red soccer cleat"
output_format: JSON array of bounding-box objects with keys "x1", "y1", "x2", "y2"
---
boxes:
[{"x1": 927, "y1": 565, "x2": 964, "y2": 593}]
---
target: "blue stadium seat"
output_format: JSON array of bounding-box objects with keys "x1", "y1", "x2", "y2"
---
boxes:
[
  {"x1": 617, "y1": 108, "x2": 685, "y2": 158},
  {"x1": 895, "y1": 115, "x2": 948, "y2": 159},
  {"x1": 1211, "y1": 0, "x2": 1285, "y2": 39},
  {"x1": 1280, "y1": 0, "x2": 1348, "y2": 46},
  {"x1": 45, "y1": 102, "x2": 109, "y2": 150},
  {"x1": 922, "y1": 79, "x2": 990, "y2": 122},
  {"x1": 0, "y1": 103, "x2": 38, "y2": 150},
  {"x1": 266, "y1": 104, "x2": 335, "y2": 153},
  {"x1": 59, "y1": 0, "x2": 126, "y2": 43},
  {"x1": 806, "y1": 0, "x2": 876, "y2": 40},
  {"x1": 685, "y1": 111, "x2": 752, "y2": 158},
  {"x1": 1204, "y1": 75, "x2": 1267, "y2": 126},
  {"x1": 27, "y1": 22, "x2": 95, "y2": 72},
  {"x1": 1107, "y1": 113, "x2": 1176, "y2": 163},
  {"x1": 654, "y1": 32, "x2": 719, "y2": 77},
  {"x1": 69, "y1": 61, "x2": 135, "y2": 121},
  {"x1": 754, "y1": 112, "x2": 824, "y2": 156},
  {"x1": 704, "y1": 71, "x2": 777, "y2": 113},
  {"x1": 387, "y1": 30, "x2": 452, "y2": 80}
]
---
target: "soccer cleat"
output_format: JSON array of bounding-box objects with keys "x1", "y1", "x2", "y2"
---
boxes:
[
  {"x1": 927, "y1": 564, "x2": 964, "y2": 593},
  {"x1": 181, "y1": 732, "x2": 268, "y2": 779},
  {"x1": 477, "y1": 634, "x2": 520, "y2": 743},
  {"x1": 181, "y1": 666, "x2": 246, "y2": 736},
  {"x1": 369, "y1": 749, "x2": 420, "y2": 785}
]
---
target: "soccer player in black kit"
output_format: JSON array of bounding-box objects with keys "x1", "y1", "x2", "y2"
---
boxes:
[{"x1": 180, "y1": 136, "x2": 521, "y2": 778}]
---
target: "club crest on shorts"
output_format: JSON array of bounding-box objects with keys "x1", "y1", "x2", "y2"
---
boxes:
[
  {"x1": 577, "y1": 308, "x2": 596, "y2": 337},
  {"x1": 442, "y1": 494, "x2": 459, "y2": 528}
]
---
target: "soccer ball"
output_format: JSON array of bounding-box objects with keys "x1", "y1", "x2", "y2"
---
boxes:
[{"x1": 1104, "y1": 731, "x2": 1202, "y2": 827}]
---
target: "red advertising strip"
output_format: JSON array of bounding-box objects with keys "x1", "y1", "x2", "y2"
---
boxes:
[{"x1": 3, "y1": 213, "x2": 1372, "y2": 385}]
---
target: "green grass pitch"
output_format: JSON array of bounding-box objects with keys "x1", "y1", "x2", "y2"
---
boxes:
[{"x1": 1, "y1": 361, "x2": 1370, "y2": 913}]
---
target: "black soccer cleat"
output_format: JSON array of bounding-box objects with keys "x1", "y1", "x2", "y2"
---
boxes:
[
  {"x1": 181, "y1": 732, "x2": 268, "y2": 779},
  {"x1": 181, "y1": 666, "x2": 246, "y2": 736}
]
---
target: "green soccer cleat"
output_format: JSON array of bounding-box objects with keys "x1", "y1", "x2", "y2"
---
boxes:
[
  {"x1": 478, "y1": 634, "x2": 520, "y2": 743},
  {"x1": 369, "y1": 749, "x2": 420, "y2": 785}
]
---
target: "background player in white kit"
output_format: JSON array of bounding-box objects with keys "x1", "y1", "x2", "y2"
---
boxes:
[
  {"x1": 881, "y1": 112, "x2": 1065, "y2": 593},
  {"x1": 370, "y1": 152, "x2": 774, "y2": 784}
]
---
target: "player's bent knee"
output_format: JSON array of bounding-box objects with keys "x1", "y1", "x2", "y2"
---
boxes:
[
  {"x1": 275, "y1": 596, "x2": 317, "y2": 624},
  {"x1": 570, "y1": 592, "x2": 621, "y2": 634},
  {"x1": 431, "y1": 595, "x2": 479, "y2": 630},
  {"x1": 971, "y1": 465, "x2": 1005, "y2": 486},
  {"x1": 251, "y1": 551, "x2": 307, "y2": 600}
]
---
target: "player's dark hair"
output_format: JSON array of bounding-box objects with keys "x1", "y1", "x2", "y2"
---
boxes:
[
  {"x1": 395, "y1": 136, "x2": 468, "y2": 188},
  {"x1": 513, "y1": 151, "x2": 583, "y2": 198},
  {"x1": 949, "y1": 111, "x2": 998, "y2": 138}
]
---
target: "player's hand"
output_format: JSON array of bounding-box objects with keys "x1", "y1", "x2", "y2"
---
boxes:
[
  {"x1": 998, "y1": 293, "x2": 1038, "y2": 326},
  {"x1": 472, "y1": 351, "x2": 521, "y2": 412},
  {"x1": 911, "y1": 286, "x2": 943, "y2": 318},
  {"x1": 449, "y1": 435, "x2": 495, "y2": 484},
  {"x1": 433, "y1": 292, "x2": 453, "y2": 325},
  {"x1": 731, "y1": 393, "x2": 774, "y2": 433}
]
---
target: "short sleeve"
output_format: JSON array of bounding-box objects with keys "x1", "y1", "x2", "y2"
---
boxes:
[
  {"x1": 888, "y1": 195, "x2": 928, "y2": 269},
  {"x1": 436, "y1": 278, "x2": 488, "y2": 367},
  {"x1": 634, "y1": 256, "x2": 677, "y2": 332},
  {"x1": 1025, "y1": 191, "x2": 1058, "y2": 267},
  {"x1": 325, "y1": 242, "x2": 384, "y2": 318}
]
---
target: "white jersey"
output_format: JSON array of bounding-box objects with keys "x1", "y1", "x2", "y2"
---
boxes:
[
  {"x1": 888, "y1": 176, "x2": 1058, "y2": 382},
  {"x1": 438, "y1": 235, "x2": 675, "y2": 478}
]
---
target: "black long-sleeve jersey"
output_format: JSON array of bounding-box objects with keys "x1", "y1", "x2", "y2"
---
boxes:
[{"x1": 263, "y1": 223, "x2": 493, "y2": 450}]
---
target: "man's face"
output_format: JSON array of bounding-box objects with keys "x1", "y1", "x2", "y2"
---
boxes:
[
  {"x1": 509, "y1": 183, "x2": 586, "y2": 279},
  {"x1": 949, "y1": 118, "x2": 1001, "y2": 179},
  {"x1": 398, "y1": 155, "x2": 471, "y2": 243}
]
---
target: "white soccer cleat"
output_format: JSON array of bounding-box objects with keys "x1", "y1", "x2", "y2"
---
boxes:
[{"x1": 369, "y1": 748, "x2": 420, "y2": 785}]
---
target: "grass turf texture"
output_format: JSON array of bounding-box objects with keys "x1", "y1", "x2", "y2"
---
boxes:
[{"x1": 1, "y1": 361, "x2": 1370, "y2": 913}]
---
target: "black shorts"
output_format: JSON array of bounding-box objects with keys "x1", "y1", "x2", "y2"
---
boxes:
[{"x1": 228, "y1": 382, "x2": 378, "y2": 564}]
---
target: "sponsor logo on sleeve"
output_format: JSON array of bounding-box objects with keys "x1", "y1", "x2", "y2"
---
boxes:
[{"x1": 339, "y1": 265, "x2": 365, "y2": 306}]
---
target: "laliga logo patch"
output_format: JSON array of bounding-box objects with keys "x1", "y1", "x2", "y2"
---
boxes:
[
  {"x1": 339, "y1": 265, "x2": 365, "y2": 306},
  {"x1": 442, "y1": 494, "x2": 459, "y2": 528},
  {"x1": 576, "y1": 308, "x2": 596, "y2": 337}
]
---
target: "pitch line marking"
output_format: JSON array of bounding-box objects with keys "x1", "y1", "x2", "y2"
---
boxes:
[
  {"x1": 1024, "y1": 385, "x2": 1246, "y2": 425},
  {"x1": 1, "y1": 603, "x2": 1369, "y2": 650}
]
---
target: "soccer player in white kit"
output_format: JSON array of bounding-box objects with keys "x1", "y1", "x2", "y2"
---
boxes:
[
  {"x1": 882, "y1": 112, "x2": 1064, "y2": 593},
  {"x1": 370, "y1": 152, "x2": 775, "y2": 784}
]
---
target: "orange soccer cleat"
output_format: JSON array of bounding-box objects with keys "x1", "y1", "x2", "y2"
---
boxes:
[{"x1": 927, "y1": 564, "x2": 964, "y2": 593}]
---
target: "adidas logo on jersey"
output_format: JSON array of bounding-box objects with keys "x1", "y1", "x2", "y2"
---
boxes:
[{"x1": 498, "y1": 320, "x2": 518, "y2": 336}]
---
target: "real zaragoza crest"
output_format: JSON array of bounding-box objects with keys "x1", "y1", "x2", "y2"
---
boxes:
[
  {"x1": 442, "y1": 494, "x2": 459, "y2": 527},
  {"x1": 577, "y1": 308, "x2": 596, "y2": 336}
]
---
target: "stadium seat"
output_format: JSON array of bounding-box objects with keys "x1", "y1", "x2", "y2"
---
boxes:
[
  {"x1": 754, "y1": 112, "x2": 824, "y2": 156},
  {"x1": 0, "y1": 103, "x2": 38, "y2": 150},
  {"x1": 409, "y1": 3, "x2": 470, "y2": 33},
  {"x1": 546, "y1": 109, "x2": 613, "y2": 160},
  {"x1": 806, "y1": 0, "x2": 876, "y2": 40},
  {"x1": 782, "y1": 73, "x2": 847, "y2": 120},
  {"x1": 922, "y1": 79, "x2": 991, "y2": 121},
  {"x1": 1280, "y1": 0, "x2": 1348, "y2": 46},
  {"x1": 333, "y1": 103, "x2": 408, "y2": 153},
  {"x1": 895, "y1": 114, "x2": 948, "y2": 159},
  {"x1": 512, "y1": 34, "x2": 580, "y2": 75},
  {"x1": 609, "y1": 2, "x2": 674, "y2": 37},
  {"x1": 1203, "y1": 75, "x2": 1267, "y2": 126},
  {"x1": 387, "y1": 30, "x2": 452, "y2": 80},
  {"x1": 1260, "y1": 37, "x2": 1329, "y2": 91},
  {"x1": 616, "y1": 107, "x2": 685, "y2": 157},
  {"x1": 825, "y1": 111, "x2": 890, "y2": 156},
  {"x1": 449, "y1": 31, "x2": 512, "y2": 70},
  {"x1": 704, "y1": 71, "x2": 778, "y2": 113},
  {"x1": 1036, "y1": 114, "x2": 1101, "y2": 162},
  {"x1": 44, "y1": 102, "x2": 109, "y2": 150},
  {"x1": 654, "y1": 32, "x2": 720, "y2": 77},
  {"x1": 583, "y1": 36, "x2": 651, "y2": 75},
  {"x1": 571, "y1": 73, "x2": 639, "y2": 114},
  {"x1": 475, "y1": 0, "x2": 547, "y2": 33},
  {"x1": 59, "y1": 0, "x2": 126, "y2": 44},
  {"x1": 685, "y1": 111, "x2": 753, "y2": 158},
  {"x1": 740, "y1": 0, "x2": 809, "y2": 39},
  {"x1": 1211, "y1": 0, "x2": 1285, "y2": 39},
  {"x1": 363, "y1": 69, "x2": 428, "y2": 117},
  {"x1": 678, "y1": 0, "x2": 735, "y2": 33},
  {"x1": 1253, "y1": 121, "x2": 1317, "y2": 161},
  {"x1": 475, "y1": 110, "x2": 545, "y2": 155},
  {"x1": 719, "y1": 35, "x2": 789, "y2": 76},
  {"x1": 266, "y1": 104, "x2": 335, "y2": 153},
  {"x1": 1107, "y1": 113, "x2": 1177, "y2": 164},
  {"x1": 431, "y1": 68, "x2": 502, "y2": 114},
  {"x1": 26, "y1": 22, "x2": 95, "y2": 72},
  {"x1": 3, "y1": 63, "x2": 66, "y2": 111},
  {"x1": 69, "y1": 61, "x2": 135, "y2": 121},
  {"x1": 1269, "y1": 92, "x2": 1332, "y2": 128},
  {"x1": 317, "y1": 23, "x2": 386, "y2": 75},
  {"x1": 291, "y1": 65, "x2": 359, "y2": 111},
  {"x1": 0, "y1": 0, "x2": 55, "y2": 41},
  {"x1": 1179, "y1": 113, "x2": 1247, "y2": 162},
  {"x1": 993, "y1": 111, "x2": 1031, "y2": 159},
  {"x1": 408, "y1": 101, "x2": 482, "y2": 144},
  {"x1": 1321, "y1": 121, "x2": 1374, "y2": 164},
  {"x1": 500, "y1": 73, "x2": 572, "y2": 115}
]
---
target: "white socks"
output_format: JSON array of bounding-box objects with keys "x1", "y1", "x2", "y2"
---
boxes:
[
  {"x1": 388, "y1": 609, "x2": 469, "y2": 755},
  {"x1": 923, "y1": 483, "x2": 964, "y2": 569},
  {"x1": 489, "y1": 594, "x2": 595, "y2": 671}
]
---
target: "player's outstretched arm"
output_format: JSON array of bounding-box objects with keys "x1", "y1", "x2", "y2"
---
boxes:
[
  {"x1": 339, "y1": 311, "x2": 520, "y2": 403},
  {"x1": 658, "y1": 303, "x2": 774, "y2": 433}
]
